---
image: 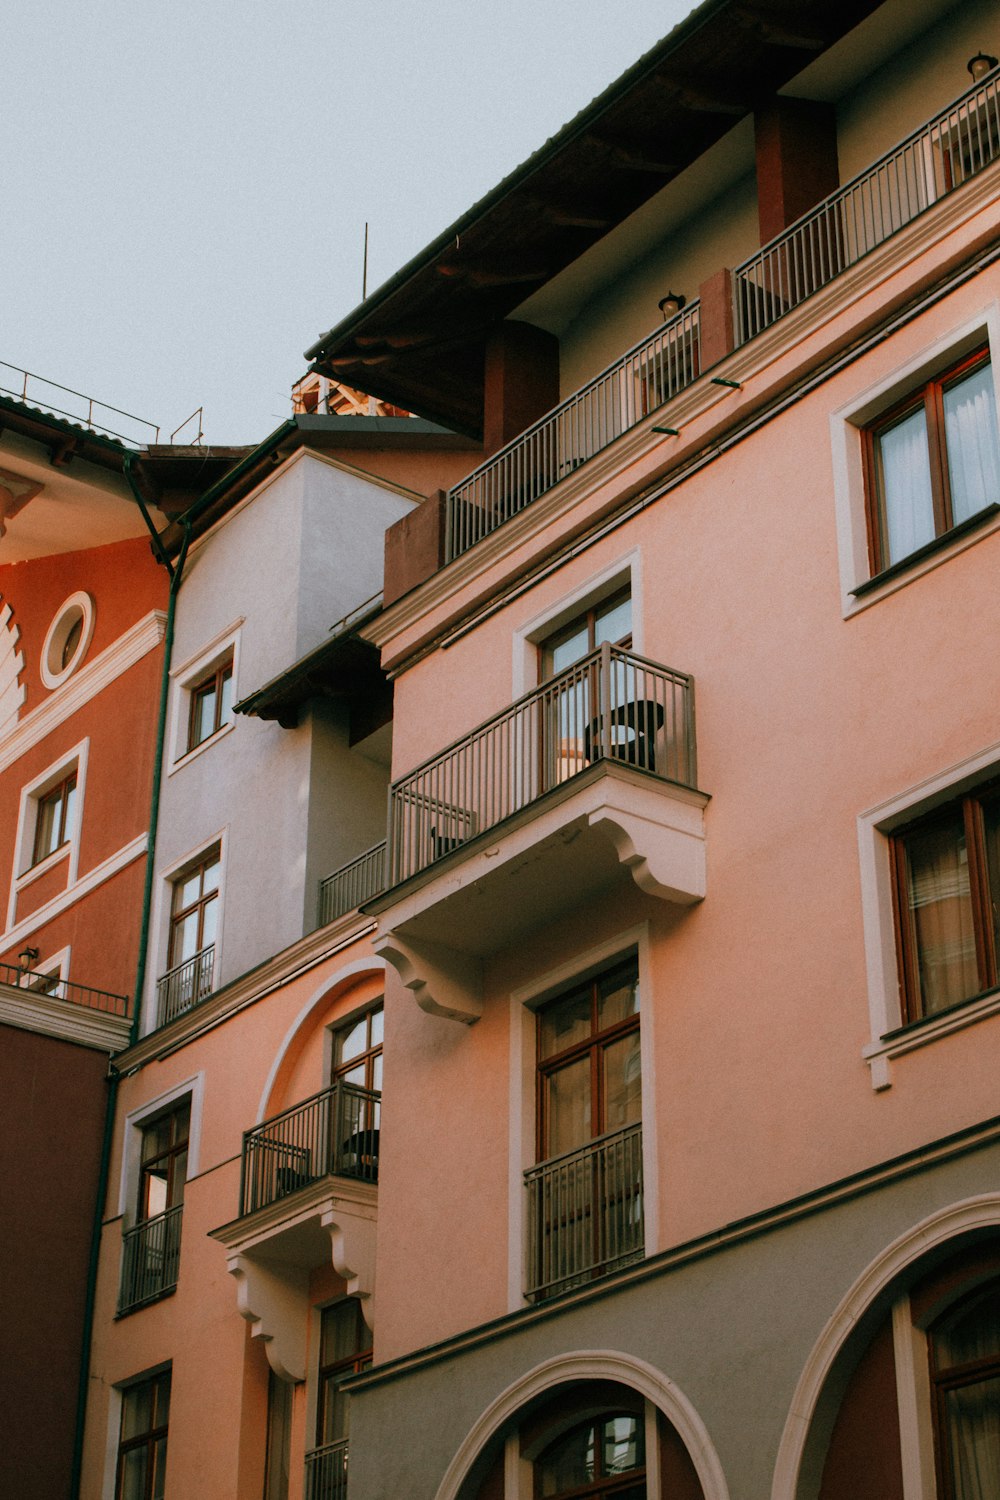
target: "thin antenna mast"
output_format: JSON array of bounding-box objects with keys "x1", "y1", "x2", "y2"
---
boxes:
[{"x1": 362, "y1": 221, "x2": 369, "y2": 300}]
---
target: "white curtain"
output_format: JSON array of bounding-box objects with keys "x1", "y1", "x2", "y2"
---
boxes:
[
  {"x1": 945, "y1": 361, "x2": 1000, "y2": 525},
  {"x1": 879, "y1": 407, "x2": 935, "y2": 563}
]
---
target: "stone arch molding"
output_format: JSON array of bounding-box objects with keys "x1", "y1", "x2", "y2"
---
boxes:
[
  {"x1": 256, "y1": 956, "x2": 388, "y2": 1123},
  {"x1": 434, "y1": 1349, "x2": 730, "y2": 1500},
  {"x1": 771, "y1": 1194, "x2": 1000, "y2": 1500}
]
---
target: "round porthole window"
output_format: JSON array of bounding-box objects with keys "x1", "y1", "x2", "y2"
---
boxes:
[{"x1": 40, "y1": 592, "x2": 95, "y2": 689}]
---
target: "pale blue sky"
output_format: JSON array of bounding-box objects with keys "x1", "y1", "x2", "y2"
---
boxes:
[{"x1": 5, "y1": 2, "x2": 697, "y2": 447}]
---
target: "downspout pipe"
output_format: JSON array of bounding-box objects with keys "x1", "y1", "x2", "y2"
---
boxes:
[{"x1": 70, "y1": 457, "x2": 191, "y2": 1498}]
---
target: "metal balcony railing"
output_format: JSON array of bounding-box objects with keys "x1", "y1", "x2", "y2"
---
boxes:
[
  {"x1": 525, "y1": 1121, "x2": 644, "y2": 1302},
  {"x1": 0, "y1": 960, "x2": 130, "y2": 1017},
  {"x1": 156, "y1": 946, "x2": 215, "y2": 1028},
  {"x1": 388, "y1": 642, "x2": 695, "y2": 887},
  {"x1": 240, "y1": 1082, "x2": 380, "y2": 1217},
  {"x1": 735, "y1": 66, "x2": 1000, "y2": 343},
  {"x1": 118, "y1": 1205, "x2": 183, "y2": 1314},
  {"x1": 318, "y1": 841, "x2": 387, "y2": 926},
  {"x1": 445, "y1": 302, "x2": 701, "y2": 560},
  {"x1": 304, "y1": 1439, "x2": 349, "y2": 1500}
]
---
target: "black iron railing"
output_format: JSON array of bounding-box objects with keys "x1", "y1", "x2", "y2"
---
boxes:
[
  {"x1": 0, "y1": 960, "x2": 130, "y2": 1016},
  {"x1": 304, "y1": 1439, "x2": 349, "y2": 1500},
  {"x1": 525, "y1": 1122, "x2": 644, "y2": 1301},
  {"x1": 318, "y1": 841, "x2": 386, "y2": 926},
  {"x1": 156, "y1": 946, "x2": 214, "y2": 1027},
  {"x1": 118, "y1": 1206, "x2": 183, "y2": 1314},
  {"x1": 240, "y1": 1082, "x2": 380, "y2": 1217},
  {"x1": 388, "y1": 643, "x2": 695, "y2": 886}
]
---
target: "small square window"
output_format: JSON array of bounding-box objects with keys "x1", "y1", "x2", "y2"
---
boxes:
[
  {"x1": 187, "y1": 654, "x2": 234, "y2": 753},
  {"x1": 864, "y1": 349, "x2": 1000, "y2": 575}
]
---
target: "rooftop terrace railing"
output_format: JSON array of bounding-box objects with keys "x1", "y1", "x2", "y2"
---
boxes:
[
  {"x1": 445, "y1": 302, "x2": 701, "y2": 560},
  {"x1": 0, "y1": 359, "x2": 160, "y2": 445},
  {"x1": 318, "y1": 840, "x2": 386, "y2": 927},
  {"x1": 0, "y1": 960, "x2": 130, "y2": 1017},
  {"x1": 525, "y1": 1121, "x2": 644, "y2": 1301},
  {"x1": 734, "y1": 65, "x2": 1000, "y2": 343},
  {"x1": 388, "y1": 642, "x2": 695, "y2": 887},
  {"x1": 240, "y1": 1082, "x2": 380, "y2": 1217}
]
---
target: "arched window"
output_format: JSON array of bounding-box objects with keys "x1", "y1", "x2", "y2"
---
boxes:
[
  {"x1": 930, "y1": 1282, "x2": 1000, "y2": 1500},
  {"x1": 535, "y1": 1412, "x2": 645, "y2": 1500}
]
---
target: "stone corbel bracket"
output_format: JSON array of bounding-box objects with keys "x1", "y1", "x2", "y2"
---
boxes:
[
  {"x1": 587, "y1": 778, "x2": 709, "y2": 904},
  {"x1": 227, "y1": 1253, "x2": 309, "y2": 1383},
  {"x1": 374, "y1": 931, "x2": 483, "y2": 1024},
  {"x1": 323, "y1": 1198, "x2": 378, "y2": 1331}
]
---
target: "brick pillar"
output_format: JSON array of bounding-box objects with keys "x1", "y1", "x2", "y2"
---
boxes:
[
  {"x1": 483, "y1": 321, "x2": 559, "y2": 457},
  {"x1": 698, "y1": 268, "x2": 735, "y2": 369},
  {"x1": 755, "y1": 97, "x2": 839, "y2": 242}
]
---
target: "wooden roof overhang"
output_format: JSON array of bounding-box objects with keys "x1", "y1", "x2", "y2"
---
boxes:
[
  {"x1": 305, "y1": 0, "x2": 883, "y2": 437},
  {"x1": 234, "y1": 616, "x2": 390, "y2": 737}
]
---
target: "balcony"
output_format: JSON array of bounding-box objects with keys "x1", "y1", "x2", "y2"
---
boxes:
[
  {"x1": 447, "y1": 302, "x2": 701, "y2": 560},
  {"x1": 156, "y1": 945, "x2": 214, "y2": 1027},
  {"x1": 318, "y1": 841, "x2": 386, "y2": 927},
  {"x1": 374, "y1": 645, "x2": 708, "y2": 1022},
  {"x1": 118, "y1": 1206, "x2": 182, "y2": 1314},
  {"x1": 240, "y1": 1083, "x2": 380, "y2": 1217},
  {"x1": 525, "y1": 1122, "x2": 644, "y2": 1302},
  {"x1": 0, "y1": 959, "x2": 132, "y2": 1050},
  {"x1": 304, "y1": 1439, "x2": 349, "y2": 1500},
  {"x1": 443, "y1": 66, "x2": 1000, "y2": 560}
]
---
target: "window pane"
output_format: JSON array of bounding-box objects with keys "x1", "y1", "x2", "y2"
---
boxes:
[
  {"x1": 548, "y1": 622, "x2": 590, "y2": 676},
  {"x1": 369, "y1": 1006, "x2": 384, "y2": 1046},
  {"x1": 877, "y1": 406, "x2": 935, "y2": 565},
  {"x1": 173, "y1": 910, "x2": 201, "y2": 963},
  {"x1": 118, "y1": 1446, "x2": 147, "y2": 1500},
  {"x1": 202, "y1": 857, "x2": 221, "y2": 894},
  {"x1": 193, "y1": 684, "x2": 216, "y2": 745},
  {"x1": 604, "y1": 1032, "x2": 643, "y2": 1130},
  {"x1": 545, "y1": 1056, "x2": 592, "y2": 1155},
  {"x1": 936, "y1": 1287, "x2": 1000, "y2": 1368},
  {"x1": 603, "y1": 1414, "x2": 643, "y2": 1474},
  {"x1": 35, "y1": 792, "x2": 61, "y2": 859},
  {"x1": 151, "y1": 1436, "x2": 168, "y2": 1500},
  {"x1": 200, "y1": 895, "x2": 218, "y2": 949},
  {"x1": 539, "y1": 986, "x2": 592, "y2": 1060},
  {"x1": 598, "y1": 965, "x2": 640, "y2": 1029},
  {"x1": 121, "y1": 1383, "x2": 153, "y2": 1440},
  {"x1": 982, "y1": 796, "x2": 1000, "y2": 968},
  {"x1": 942, "y1": 1376, "x2": 1000, "y2": 1500},
  {"x1": 944, "y1": 362, "x2": 1000, "y2": 526},
  {"x1": 63, "y1": 781, "x2": 77, "y2": 840},
  {"x1": 175, "y1": 870, "x2": 202, "y2": 911},
  {"x1": 372, "y1": 1053, "x2": 383, "y2": 1091},
  {"x1": 320, "y1": 1303, "x2": 361, "y2": 1366},
  {"x1": 538, "y1": 1422, "x2": 596, "y2": 1494},
  {"x1": 904, "y1": 810, "x2": 978, "y2": 1014},
  {"x1": 595, "y1": 594, "x2": 632, "y2": 647},
  {"x1": 143, "y1": 1168, "x2": 169, "y2": 1219},
  {"x1": 337, "y1": 1018, "x2": 368, "y2": 1064},
  {"x1": 219, "y1": 668, "x2": 234, "y2": 725}
]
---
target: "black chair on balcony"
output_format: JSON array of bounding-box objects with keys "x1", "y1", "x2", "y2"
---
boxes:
[
  {"x1": 340, "y1": 1127, "x2": 379, "y2": 1182},
  {"x1": 584, "y1": 699, "x2": 665, "y2": 774}
]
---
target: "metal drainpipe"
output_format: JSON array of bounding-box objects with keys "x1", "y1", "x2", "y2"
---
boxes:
[{"x1": 69, "y1": 458, "x2": 192, "y2": 1498}]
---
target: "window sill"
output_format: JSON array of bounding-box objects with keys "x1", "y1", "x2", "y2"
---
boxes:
[
  {"x1": 863, "y1": 985, "x2": 1000, "y2": 1089},
  {"x1": 16, "y1": 843, "x2": 71, "y2": 891},
  {"x1": 851, "y1": 503, "x2": 1000, "y2": 600},
  {"x1": 167, "y1": 717, "x2": 235, "y2": 777}
]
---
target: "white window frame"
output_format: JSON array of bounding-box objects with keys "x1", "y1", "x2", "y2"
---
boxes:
[
  {"x1": 7, "y1": 738, "x2": 88, "y2": 929},
  {"x1": 144, "y1": 830, "x2": 227, "y2": 1035},
  {"x1": 507, "y1": 923, "x2": 655, "y2": 1312},
  {"x1": 511, "y1": 551, "x2": 642, "y2": 697},
  {"x1": 117, "y1": 1074, "x2": 204, "y2": 1229},
  {"x1": 830, "y1": 305, "x2": 1000, "y2": 618},
  {"x1": 858, "y1": 735, "x2": 1000, "y2": 1089},
  {"x1": 39, "y1": 591, "x2": 95, "y2": 691},
  {"x1": 166, "y1": 619, "x2": 243, "y2": 773}
]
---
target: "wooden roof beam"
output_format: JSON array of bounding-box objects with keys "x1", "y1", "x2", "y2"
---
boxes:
[{"x1": 730, "y1": 5, "x2": 830, "y2": 51}]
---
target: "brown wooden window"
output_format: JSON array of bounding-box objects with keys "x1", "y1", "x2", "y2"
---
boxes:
[
  {"x1": 537, "y1": 958, "x2": 640, "y2": 1161},
  {"x1": 538, "y1": 589, "x2": 632, "y2": 682},
  {"x1": 138, "y1": 1100, "x2": 190, "y2": 1222},
  {"x1": 332, "y1": 1004, "x2": 383, "y2": 1093},
  {"x1": 891, "y1": 785, "x2": 1000, "y2": 1023},
  {"x1": 32, "y1": 771, "x2": 77, "y2": 865},
  {"x1": 534, "y1": 1412, "x2": 646, "y2": 1500},
  {"x1": 316, "y1": 1300, "x2": 372, "y2": 1449},
  {"x1": 929, "y1": 1281, "x2": 1000, "y2": 1500},
  {"x1": 187, "y1": 655, "x2": 234, "y2": 752},
  {"x1": 116, "y1": 1370, "x2": 170, "y2": 1500},
  {"x1": 864, "y1": 349, "x2": 1000, "y2": 575},
  {"x1": 167, "y1": 849, "x2": 220, "y2": 971}
]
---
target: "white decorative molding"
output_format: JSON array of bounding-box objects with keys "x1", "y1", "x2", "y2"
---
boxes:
[
  {"x1": 228, "y1": 1253, "x2": 310, "y2": 1383},
  {"x1": 373, "y1": 931, "x2": 483, "y2": 1024},
  {"x1": 322, "y1": 1199, "x2": 377, "y2": 1330},
  {"x1": 0, "y1": 981, "x2": 130, "y2": 1052},
  {"x1": 0, "y1": 596, "x2": 25, "y2": 741},
  {"x1": 433, "y1": 1349, "x2": 731, "y2": 1500},
  {"x1": 40, "y1": 590, "x2": 96, "y2": 689},
  {"x1": 1, "y1": 831, "x2": 148, "y2": 955},
  {"x1": 0, "y1": 609, "x2": 167, "y2": 775},
  {"x1": 587, "y1": 780, "x2": 707, "y2": 904}
]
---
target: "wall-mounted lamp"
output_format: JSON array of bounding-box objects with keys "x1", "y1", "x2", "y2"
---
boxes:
[
  {"x1": 658, "y1": 292, "x2": 687, "y2": 320},
  {"x1": 18, "y1": 946, "x2": 39, "y2": 972},
  {"x1": 968, "y1": 52, "x2": 998, "y2": 83}
]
